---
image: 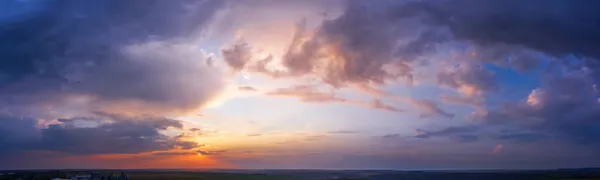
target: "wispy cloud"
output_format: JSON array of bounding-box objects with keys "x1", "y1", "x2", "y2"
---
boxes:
[
  {"x1": 238, "y1": 86, "x2": 258, "y2": 92},
  {"x1": 304, "y1": 135, "x2": 328, "y2": 141},
  {"x1": 328, "y1": 130, "x2": 359, "y2": 134},
  {"x1": 369, "y1": 99, "x2": 403, "y2": 113},
  {"x1": 409, "y1": 98, "x2": 454, "y2": 118},
  {"x1": 151, "y1": 151, "x2": 197, "y2": 156},
  {"x1": 197, "y1": 150, "x2": 228, "y2": 156},
  {"x1": 266, "y1": 85, "x2": 349, "y2": 103},
  {"x1": 266, "y1": 85, "x2": 402, "y2": 113}
]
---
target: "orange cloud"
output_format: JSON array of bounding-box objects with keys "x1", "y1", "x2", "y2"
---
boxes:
[
  {"x1": 266, "y1": 85, "x2": 402, "y2": 113},
  {"x1": 266, "y1": 85, "x2": 349, "y2": 103}
]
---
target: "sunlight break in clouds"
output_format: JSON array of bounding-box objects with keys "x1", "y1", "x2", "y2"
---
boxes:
[{"x1": 2, "y1": 0, "x2": 600, "y2": 170}]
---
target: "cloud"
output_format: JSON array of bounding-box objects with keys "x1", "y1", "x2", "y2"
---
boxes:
[
  {"x1": 409, "y1": 98, "x2": 454, "y2": 118},
  {"x1": 415, "y1": 126, "x2": 480, "y2": 143},
  {"x1": 493, "y1": 144, "x2": 504, "y2": 154},
  {"x1": 152, "y1": 151, "x2": 197, "y2": 156},
  {"x1": 437, "y1": 64, "x2": 497, "y2": 97},
  {"x1": 226, "y1": 2, "x2": 419, "y2": 88},
  {"x1": 369, "y1": 99, "x2": 403, "y2": 113},
  {"x1": 197, "y1": 150, "x2": 227, "y2": 156},
  {"x1": 381, "y1": 134, "x2": 402, "y2": 139},
  {"x1": 496, "y1": 132, "x2": 548, "y2": 143},
  {"x1": 0, "y1": 0, "x2": 226, "y2": 115},
  {"x1": 247, "y1": 133, "x2": 262, "y2": 137},
  {"x1": 0, "y1": 113, "x2": 200, "y2": 155},
  {"x1": 217, "y1": 0, "x2": 600, "y2": 111},
  {"x1": 266, "y1": 85, "x2": 403, "y2": 113},
  {"x1": 353, "y1": 83, "x2": 394, "y2": 97},
  {"x1": 275, "y1": 140, "x2": 298, "y2": 145},
  {"x1": 435, "y1": 0, "x2": 600, "y2": 60},
  {"x1": 475, "y1": 72, "x2": 600, "y2": 146},
  {"x1": 238, "y1": 86, "x2": 258, "y2": 92},
  {"x1": 0, "y1": 114, "x2": 40, "y2": 153},
  {"x1": 327, "y1": 130, "x2": 358, "y2": 134},
  {"x1": 266, "y1": 85, "x2": 349, "y2": 103},
  {"x1": 304, "y1": 135, "x2": 328, "y2": 141},
  {"x1": 439, "y1": 94, "x2": 482, "y2": 107},
  {"x1": 222, "y1": 41, "x2": 252, "y2": 71},
  {"x1": 432, "y1": 67, "x2": 600, "y2": 147},
  {"x1": 246, "y1": 0, "x2": 599, "y2": 90},
  {"x1": 385, "y1": 0, "x2": 600, "y2": 69}
]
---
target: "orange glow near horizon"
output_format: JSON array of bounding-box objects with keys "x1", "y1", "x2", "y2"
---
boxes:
[{"x1": 54, "y1": 152, "x2": 231, "y2": 169}]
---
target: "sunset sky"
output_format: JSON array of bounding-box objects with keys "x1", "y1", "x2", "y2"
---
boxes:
[{"x1": 1, "y1": 0, "x2": 600, "y2": 170}]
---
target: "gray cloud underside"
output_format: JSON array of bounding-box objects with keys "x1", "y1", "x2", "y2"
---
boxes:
[
  {"x1": 225, "y1": 0, "x2": 600, "y2": 86},
  {"x1": 414, "y1": 74, "x2": 600, "y2": 146},
  {"x1": 289, "y1": 0, "x2": 600, "y2": 147},
  {"x1": 219, "y1": 0, "x2": 600, "y2": 122},
  {"x1": 0, "y1": 0, "x2": 226, "y2": 113},
  {"x1": 0, "y1": 113, "x2": 199, "y2": 155}
]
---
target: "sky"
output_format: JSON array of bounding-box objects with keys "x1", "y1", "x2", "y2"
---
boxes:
[{"x1": 1, "y1": 0, "x2": 600, "y2": 170}]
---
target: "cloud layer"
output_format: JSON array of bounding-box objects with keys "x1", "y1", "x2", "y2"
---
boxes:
[
  {"x1": 2, "y1": 0, "x2": 600, "y2": 169},
  {"x1": 0, "y1": 113, "x2": 198, "y2": 155},
  {"x1": 0, "y1": 0, "x2": 226, "y2": 115}
]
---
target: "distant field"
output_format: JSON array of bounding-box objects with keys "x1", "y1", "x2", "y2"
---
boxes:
[
  {"x1": 0, "y1": 171, "x2": 298, "y2": 180},
  {"x1": 127, "y1": 172, "x2": 297, "y2": 180},
  {"x1": 1, "y1": 169, "x2": 600, "y2": 180}
]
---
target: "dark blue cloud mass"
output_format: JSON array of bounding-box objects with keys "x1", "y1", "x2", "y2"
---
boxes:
[
  {"x1": 0, "y1": 0, "x2": 225, "y2": 114},
  {"x1": 0, "y1": 0, "x2": 222, "y2": 167},
  {"x1": 0, "y1": 112, "x2": 198, "y2": 155},
  {"x1": 285, "y1": 0, "x2": 600, "y2": 151},
  {"x1": 2, "y1": 0, "x2": 600, "y2": 169}
]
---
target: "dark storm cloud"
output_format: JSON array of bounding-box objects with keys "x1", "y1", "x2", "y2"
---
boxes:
[
  {"x1": 378, "y1": 0, "x2": 600, "y2": 64},
  {"x1": 436, "y1": 0, "x2": 600, "y2": 60},
  {"x1": 0, "y1": 0, "x2": 225, "y2": 113},
  {"x1": 0, "y1": 113, "x2": 200, "y2": 155},
  {"x1": 401, "y1": 0, "x2": 600, "y2": 78}
]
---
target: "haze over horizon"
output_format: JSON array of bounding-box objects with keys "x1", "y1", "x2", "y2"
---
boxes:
[{"x1": 1, "y1": 0, "x2": 600, "y2": 170}]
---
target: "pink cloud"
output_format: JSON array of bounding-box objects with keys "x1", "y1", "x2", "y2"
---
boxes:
[{"x1": 493, "y1": 144, "x2": 503, "y2": 154}]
